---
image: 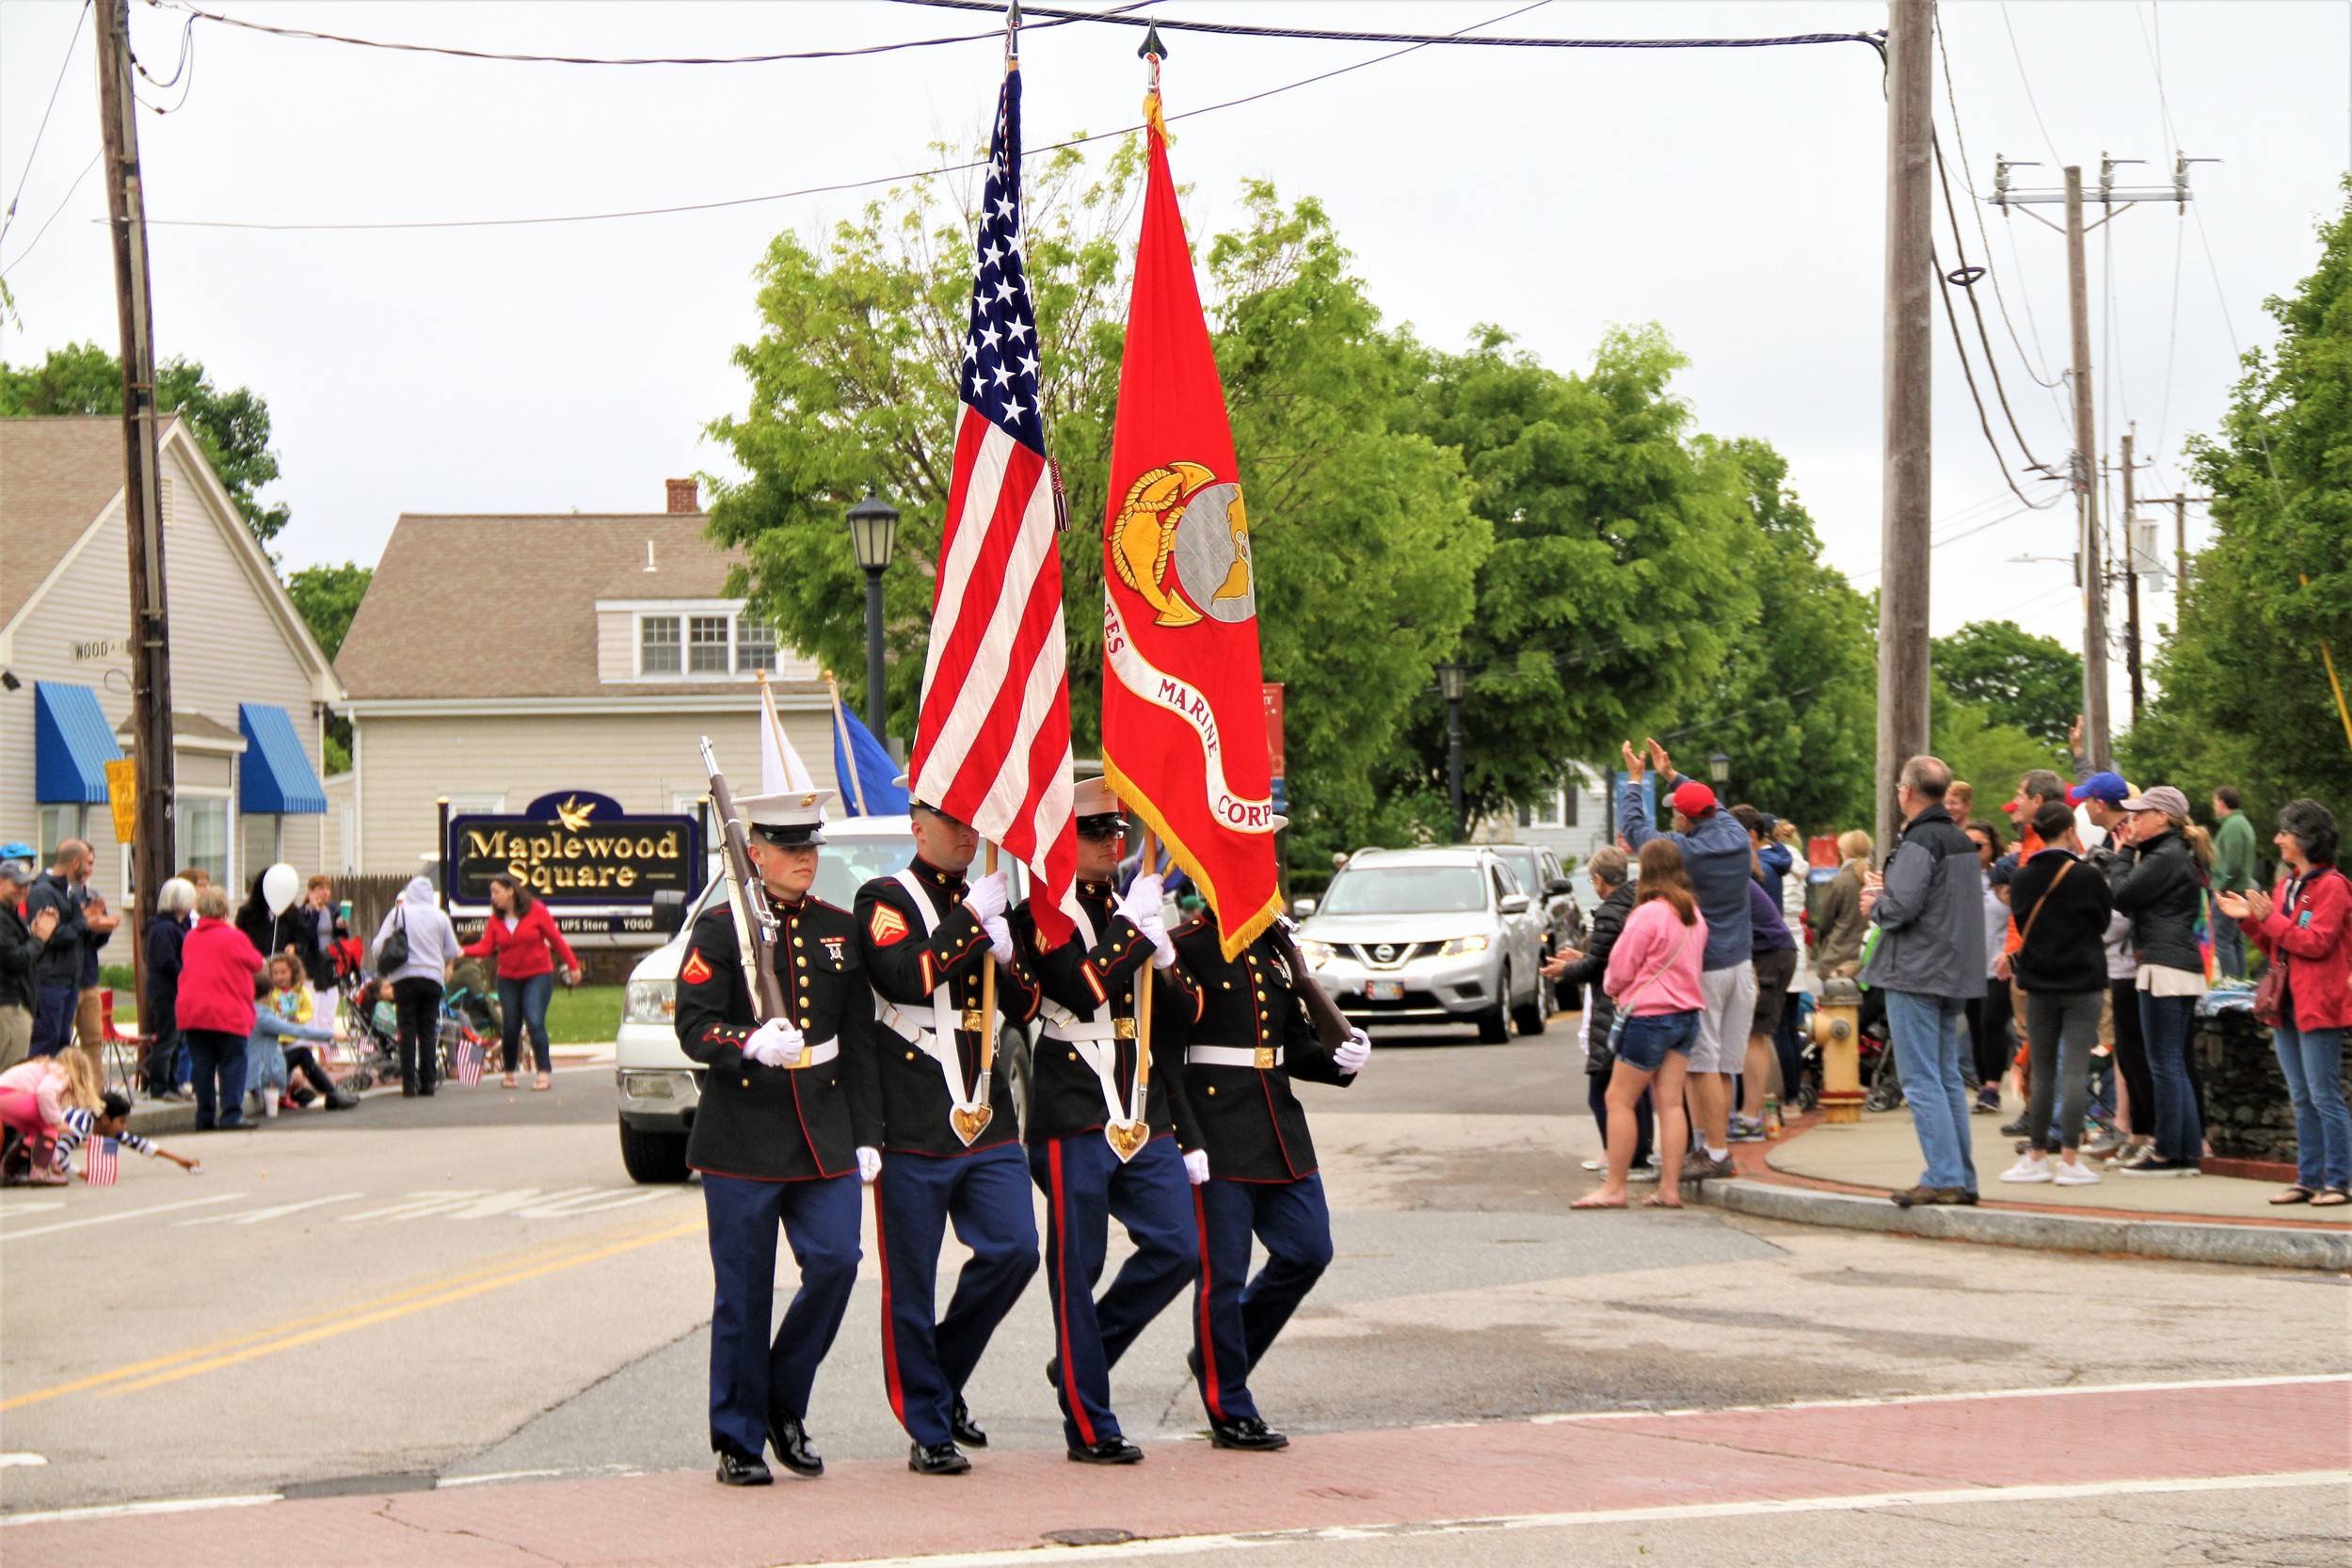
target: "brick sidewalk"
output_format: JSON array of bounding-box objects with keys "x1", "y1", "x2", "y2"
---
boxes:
[{"x1": 6, "y1": 1379, "x2": 2342, "y2": 1567}]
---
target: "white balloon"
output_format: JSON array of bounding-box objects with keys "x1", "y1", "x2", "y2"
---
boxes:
[{"x1": 263, "y1": 861, "x2": 302, "y2": 917}]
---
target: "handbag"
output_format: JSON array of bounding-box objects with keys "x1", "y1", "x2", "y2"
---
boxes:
[
  {"x1": 2249, "y1": 869, "x2": 2324, "y2": 1028},
  {"x1": 376, "y1": 904, "x2": 411, "y2": 973},
  {"x1": 1606, "y1": 918, "x2": 1697, "y2": 1053}
]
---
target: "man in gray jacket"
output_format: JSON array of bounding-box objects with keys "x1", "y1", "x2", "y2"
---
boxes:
[{"x1": 1862, "y1": 755, "x2": 1988, "y2": 1207}]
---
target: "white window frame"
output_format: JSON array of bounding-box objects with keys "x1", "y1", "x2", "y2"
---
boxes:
[
  {"x1": 179, "y1": 791, "x2": 233, "y2": 889},
  {"x1": 609, "y1": 600, "x2": 790, "y2": 683},
  {"x1": 638, "y1": 613, "x2": 683, "y2": 676}
]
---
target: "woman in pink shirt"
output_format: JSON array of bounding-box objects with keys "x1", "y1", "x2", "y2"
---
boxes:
[{"x1": 1573, "y1": 839, "x2": 1709, "y2": 1209}]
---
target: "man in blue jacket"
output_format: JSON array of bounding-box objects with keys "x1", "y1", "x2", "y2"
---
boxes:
[{"x1": 1619, "y1": 740, "x2": 1752, "y2": 1182}]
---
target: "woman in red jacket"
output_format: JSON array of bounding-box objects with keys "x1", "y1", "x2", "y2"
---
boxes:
[
  {"x1": 2219, "y1": 799, "x2": 2350, "y2": 1208},
  {"x1": 177, "y1": 884, "x2": 267, "y2": 1129},
  {"x1": 466, "y1": 875, "x2": 582, "y2": 1091}
]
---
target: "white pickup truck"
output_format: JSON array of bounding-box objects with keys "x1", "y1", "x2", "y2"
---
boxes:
[{"x1": 613, "y1": 815, "x2": 1033, "y2": 1183}]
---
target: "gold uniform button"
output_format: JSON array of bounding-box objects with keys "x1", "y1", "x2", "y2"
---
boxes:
[
  {"x1": 1256, "y1": 990, "x2": 1267, "y2": 1000},
  {"x1": 1222, "y1": 981, "x2": 1233, "y2": 990},
  {"x1": 1068, "y1": 1051, "x2": 1080, "y2": 1061},
  {"x1": 905, "y1": 1050, "x2": 917, "y2": 1061},
  {"x1": 1205, "y1": 1085, "x2": 1216, "y2": 1096}
]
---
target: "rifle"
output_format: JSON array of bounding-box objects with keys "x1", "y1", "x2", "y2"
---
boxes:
[
  {"x1": 698, "y1": 736, "x2": 789, "y2": 1024},
  {"x1": 1269, "y1": 919, "x2": 1351, "y2": 1055}
]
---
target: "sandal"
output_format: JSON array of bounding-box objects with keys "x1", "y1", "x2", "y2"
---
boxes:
[
  {"x1": 533, "y1": 1073, "x2": 552, "y2": 1091},
  {"x1": 2311, "y1": 1189, "x2": 2350, "y2": 1208},
  {"x1": 1640, "y1": 1193, "x2": 1683, "y2": 1209},
  {"x1": 2270, "y1": 1186, "x2": 2314, "y2": 1206},
  {"x1": 1569, "y1": 1193, "x2": 1626, "y2": 1209},
  {"x1": 501, "y1": 1073, "x2": 518, "y2": 1090}
]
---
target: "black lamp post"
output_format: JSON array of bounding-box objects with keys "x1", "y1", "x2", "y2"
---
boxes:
[
  {"x1": 846, "y1": 488, "x2": 901, "y2": 741},
  {"x1": 1438, "y1": 661, "x2": 1467, "y2": 840},
  {"x1": 1709, "y1": 750, "x2": 1732, "y2": 792}
]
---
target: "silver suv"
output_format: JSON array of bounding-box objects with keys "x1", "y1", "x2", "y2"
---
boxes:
[{"x1": 1292, "y1": 847, "x2": 1549, "y2": 1043}]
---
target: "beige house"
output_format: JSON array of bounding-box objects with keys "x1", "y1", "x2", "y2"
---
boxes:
[
  {"x1": 0, "y1": 416, "x2": 340, "y2": 909},
  {"x1": 333, "y1": 483, "x2": 842, "y2": 942}
]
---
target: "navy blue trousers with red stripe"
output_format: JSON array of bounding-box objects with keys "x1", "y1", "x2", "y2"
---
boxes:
[
  {"x1": 702, "y1": 1172, "x2": 862, "y2": 1464},
  {"x1": 1192, "y1": 1174, "x2": 1333, "y2": 1425},
  {"x1": 1031, "y1": 1131, "x2": 1199, "y2": 1451},
  {"x1": 873, "y1": 1143, "x2": 1038, "y2": 1448}
]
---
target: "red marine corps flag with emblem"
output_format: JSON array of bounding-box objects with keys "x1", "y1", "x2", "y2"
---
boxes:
[{"x1": 1100, "y1": 40, "x2": 1280, "y2": 962}]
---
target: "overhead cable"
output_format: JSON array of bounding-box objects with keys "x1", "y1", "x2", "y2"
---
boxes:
[
  {"x1": 0, "y1": 0, "x2": 93, "y2": 252},
  {"x1": 895, "y1": 0, "x2": 1883, "y2": 53}
]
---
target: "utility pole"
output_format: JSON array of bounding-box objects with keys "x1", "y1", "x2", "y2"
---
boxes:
[
  {"x1": 2062, "y1": 166, "x2": 2112, "y2": 771},
  {"x1": 1992, "y1": 152, "x2": 2210, "y2": 772},
  {"x1": 95, "y1": 0, "x2": 175, "y2": 996},
  {"x1": 2119, "y1": 427, "x2": 2144, "y2": 719},
  {"x1": 1876, "y1": 0, "x2": 1933, "y2": 859}
]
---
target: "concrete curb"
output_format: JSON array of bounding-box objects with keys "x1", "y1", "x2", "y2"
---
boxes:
[{"x1": 1695, "y1": 1177, "x2": 2352, "y2": 1272}]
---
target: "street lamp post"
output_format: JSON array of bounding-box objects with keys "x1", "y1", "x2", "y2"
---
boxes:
[
  {"x1": 1709, "y1": 751, "x2": 1731, "y2": 795},
  {"x1": 1438, "y1": 662, "x2": 1467, "y2": 840},
  {"x1": 846, "y1": 489, "x2": 901, "y2": 742}
]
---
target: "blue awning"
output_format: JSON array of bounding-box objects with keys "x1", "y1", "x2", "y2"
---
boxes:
[
  {"x1": 238, "y1": 702, "x2": 327, "y2": 814},
  {"x1": 34, "y1": 682, "x2": 120, "y2": 804}
]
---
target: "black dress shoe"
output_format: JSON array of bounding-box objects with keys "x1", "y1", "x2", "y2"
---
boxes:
[
  {"x1": 908, "y1": 1441, "x2": 971, "y2": 1476},
  {"x1": 1208, "y1": 1415, "x2": 1288, "y2": 1451},
  {"x1": 952, "y1": 1396, "x2": 988, "y2": 1448},
  {"x1": 1044, "y1": 1356, "x2": 1060, "y2": 1388},
  {"x1": 715, "y1": 1449, "x2": 773, "y2": 1486},
  {"x1": 769, "y1": 1416, "x2": 823, "y2": 1478},
  {"x1": 1067, "y1": 1434, "x2": 1144, "y2": 1464}
]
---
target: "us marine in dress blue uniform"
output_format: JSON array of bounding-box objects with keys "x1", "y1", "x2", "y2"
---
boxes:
[
  {"x1": 855, "y1": 791, "x2": 1043, "y2": 1476},
  {"x1": 674, "y1": 788, "x2": 881, "y2": 1487},
  {"x1": 1009, "y1": 776, "x2": 1208, "y2": 1464},
  {"x1": 1172, "y1": 897, "x2": 1371, "y2": 1451}
]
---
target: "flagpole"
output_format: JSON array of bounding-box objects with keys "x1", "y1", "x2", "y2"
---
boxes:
[
  {"x1": 977, "y1": 840, "x2": 1000, "y2": 1089},
  {"x1": 1131, "y1": 824, "x2": 1154, "y2": 1122}
]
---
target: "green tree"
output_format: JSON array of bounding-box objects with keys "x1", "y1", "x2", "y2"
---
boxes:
[
  {"x1": 1930, "y1": 619, "x2": 2083, "y2": 749},
  {"x1": 1394, "y1": 326, "x2": 1754, "y2": 824},
  {"x1": 708, "y1": 156, "x2": 1485, "y2": 869},
  {"x1": 1930, "y1": 677, "x2": 2063, "y2": 808},
  {"x1": 1672, "y1": 438, "x2": 1876, "y2": 835},
  {"x1": 284, "y1": 563, "x2": 373, "y2": 660},
  {"x1": 2130, "y1": 184, "x2": 2352, "y2": 824},
  {"x1": 0, "y1": 341, "x2": 291, "y2": 543}
]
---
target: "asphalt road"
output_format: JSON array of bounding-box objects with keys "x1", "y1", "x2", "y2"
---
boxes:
[{"x1": 5, "y1": 1018, "x2": 2346, "y2": 1565}]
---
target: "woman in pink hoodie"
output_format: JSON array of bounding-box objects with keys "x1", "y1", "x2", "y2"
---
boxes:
[{"x1": 1572, "y1": 839, "x2": 1709, "y2": 1209}]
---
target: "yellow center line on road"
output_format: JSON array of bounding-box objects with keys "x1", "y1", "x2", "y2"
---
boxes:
[{"x1": 1, "y1": 1208, "x2": 707, "y2": 1413}]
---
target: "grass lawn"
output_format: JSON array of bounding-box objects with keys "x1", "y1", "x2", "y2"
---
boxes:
[{"x1": 547, "y1": 984, "x2": 623, "y2": 1044}]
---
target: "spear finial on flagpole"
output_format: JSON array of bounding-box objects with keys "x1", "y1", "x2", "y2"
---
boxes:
[
  {"x1": 1139, "y1": 24, "x2": 1170, "y2": 143},
  {"x1": 1005, "y1": 0, "x2": 1021, "y2": 62}
]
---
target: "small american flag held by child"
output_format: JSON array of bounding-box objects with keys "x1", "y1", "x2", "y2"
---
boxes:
[
  {"x1": 84, "y1": 1136, "x2": 119, "y2": 1186},
  {"x1": 454, "y1": 1036, "x2": 484, "y2": 1087}
]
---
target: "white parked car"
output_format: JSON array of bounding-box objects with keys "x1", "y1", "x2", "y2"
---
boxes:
[
  {"x1": 1291, "y1": 846, "x2": 1549, "y2": 1044},
  {"x1": 615, "y1": 816, "x2": 1033, "y2": 1184}
]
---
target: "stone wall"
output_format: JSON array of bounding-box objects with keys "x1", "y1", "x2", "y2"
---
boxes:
[{"x1": 2198, "y1": 1008, "x2": 2352, "y2": 1163}]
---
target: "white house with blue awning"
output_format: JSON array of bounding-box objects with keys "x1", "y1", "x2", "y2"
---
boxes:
[{"x1": 1, "y1": 416, "x2": 340, "y2": 911}]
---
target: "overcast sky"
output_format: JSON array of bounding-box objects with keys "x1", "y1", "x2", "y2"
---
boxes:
[{"x1": 4, "y1": 0, "x2": 2345, "y2": 720}]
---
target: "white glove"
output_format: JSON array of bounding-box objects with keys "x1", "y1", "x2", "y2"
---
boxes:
[
  {"x1": 983, "y1": 914, "x2": 1015, "y2": 966},
  {"x1": 963, "y1": 871, "x2": 1009, "y2": 924},
  {"x1": 744, "y1": 1019, "x2": 806, "y2": 1067},
  {"x1": 1182, "y1": 1148, "x2": 1211, "y2": 1185},
  {"x1": 1333, "y1": 1026, "x2": 1372, "y2": 1075},
  {"x1": 1116, "y1": 872, "x2": 1164, "y2": 928},
  {"x1": 856, "y1": 1146, "x2": 883, "y2": 1184},
  {"x1": 1150, "y1": 929, "x2": 1178, "y2": 970}
]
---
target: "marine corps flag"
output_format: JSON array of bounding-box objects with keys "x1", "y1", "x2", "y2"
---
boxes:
[{"x1": 1100, "y1": 49, "x2": 1280, "y2": 961}]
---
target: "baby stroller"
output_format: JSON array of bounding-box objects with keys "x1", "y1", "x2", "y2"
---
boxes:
[{"x1": 333, "y1": 946, "x2": 402, "y2": 1094}]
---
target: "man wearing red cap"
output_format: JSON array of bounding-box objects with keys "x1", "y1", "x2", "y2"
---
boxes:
[{"x1": 1618, "y1": 740, "x2": 1753, "y2": 1183}]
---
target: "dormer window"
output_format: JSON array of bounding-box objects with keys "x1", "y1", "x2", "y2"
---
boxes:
[
  {"x1": 620, "y1": 603, "x2": 793, "y2": 680},
  {"x1": 640, "y1": 616, "x2": 682, "y2": 674}
]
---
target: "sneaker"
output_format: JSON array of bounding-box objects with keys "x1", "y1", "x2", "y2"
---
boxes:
[
  {"x1": 1999, "y1": 1117, "x2": 2030, "y2": 1138},
  {"x1": 1892, "y1": 1184, "x2": 1971, "y2": 1208},
  {"x1": 1728, "y1": 1117, "x2": 1768, "y2": 1144},
  {"x1": 2052, "y1": 1159, "x2": 2100, "y2": 1186},
  {"x1": 1579, "y1": 1158, "x2": 1606, "y2": 1172},
  {"x1": 1998, "y1": 1154, "x2": 2054, "y2": 1183},
  {"x1": 2119, "y1": 1158, "x2": 2202, "y2": 1177},
  {"x1": 1686, "y1": 1154, "x2": 1739, "y2": 1182},
  {"x1": 2110, "y1": 1144, "x2": 2156, "y2": 1169},
  {"x1": 1974, "y1": 1087, "x2": 2002, "y2": 1114}
]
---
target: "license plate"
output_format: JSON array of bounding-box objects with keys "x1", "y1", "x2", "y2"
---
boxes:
[{"x1": 1364, "y1": 981, "x2": 1404, "y2": 1001}]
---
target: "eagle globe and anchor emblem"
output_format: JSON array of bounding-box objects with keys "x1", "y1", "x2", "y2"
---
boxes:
[{"x1": 1108, "y1": 461, "x2": 1257, "y2": 628}]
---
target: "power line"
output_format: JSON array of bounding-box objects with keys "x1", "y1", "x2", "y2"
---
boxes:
[
  {"x1": 1933, "y1": 243, "x2": 2057, "y2": 513},
  {"x1": 1931, "y1": 12, "x2": 2064, "y2": 392},
  {"x1": 0, "y1": 0, "x2": 93, "y2": 253},
  {"x1": 894, "y1": 0, "x2": 1885, "y2": 53},
  {"x1": 1997, "y1": 1, "x2": 2061, "y2": 165},
  {"x1": 0, "y1": 152, "x2": 102, "y2": 278},
  {"x1": 154, "y1": 0, "x2": 1103, "y2": 66},
  {"x1": 1929, "y1": 128, "x2": 2057, "y2": 478}
]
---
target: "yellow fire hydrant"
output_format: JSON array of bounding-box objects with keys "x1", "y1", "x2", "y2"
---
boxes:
[{"x1": 1812, "y1": 976, "x2": 1864, "y2": 1124}]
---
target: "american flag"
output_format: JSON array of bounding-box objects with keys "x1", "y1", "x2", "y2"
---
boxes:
[
  {"x1": 453, "y1": 1034, "x2": 484, "y2": 1088},
  {"x1": 83, "y1": 1136, "x2": 119, "y2": 1187},
  {"x1": 909, "y1": 53, "x2": 1078, "y2": 944}
]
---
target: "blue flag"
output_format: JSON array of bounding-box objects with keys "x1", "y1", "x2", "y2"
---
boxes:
[{"x1": 831, "y1": 687, "x2": 910, "y2": 817}]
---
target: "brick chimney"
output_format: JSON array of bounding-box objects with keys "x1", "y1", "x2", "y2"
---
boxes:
[{"x1": 665, "y1": 477, "x2": 699, "y2": 514}]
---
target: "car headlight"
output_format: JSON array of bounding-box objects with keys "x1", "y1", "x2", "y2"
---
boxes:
[
  {"x1": 618, "y1": 1069, "x2": 696, "y2": 1101},
  {"x1": 625, "y1": 979, "x2": 677, "y2": 1024},
  {"x1": 1436, "y1": 935, "x2": 1491, "y2": 957},
  {"x1": 1295, "y1": 939, "x2": 1336, "y2": 965}
]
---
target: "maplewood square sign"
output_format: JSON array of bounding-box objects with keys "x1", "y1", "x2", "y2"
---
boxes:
[{"x1": 448, "y1": 791, "x2": 705, "y2": 911}]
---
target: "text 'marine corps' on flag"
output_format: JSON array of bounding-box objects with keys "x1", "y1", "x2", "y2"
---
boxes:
[
  {"x1": 1099, "y1": 69, "x2": 1281, "y2": 962},
  {"x1": 907, "y1": 55, "x2": 1078, "y2": 945}
]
